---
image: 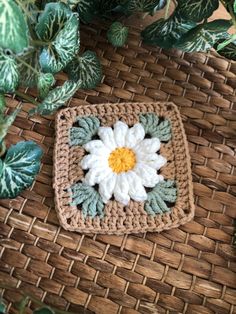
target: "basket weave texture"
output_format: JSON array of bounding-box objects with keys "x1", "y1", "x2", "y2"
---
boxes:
[
  {"x1": 1, "y1": 22, "x2": 236, "y2": 314},
  {"x1": 54, "y1": 102, "x2": 194, "y2": 234}
]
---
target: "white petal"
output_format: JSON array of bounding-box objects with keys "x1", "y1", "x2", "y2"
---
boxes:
[
  {"x1": 133, "y1": 163, "x2": 162, "y2": 187},
  {"x1": 126, "y1": 171, "x2": 147, "y2": 202},
  {"x1": 113, "y1": 121, "x2": 128, "y2": 147},
  {"x1": 99, "y1": 173, "x2": 117, "y2": 203},
  {"x1": 83, "y1": 140, "x2": 110, "y2": 154},
  {"x1": 80, "y1": 154, "x2": 109, "y2": 170},
  {"x1": 125, "y1": 123, "x2": 145, "y2": 148},
  {"x1": 134, "y1": 138, "x2": 160, "y2": 154},
  {"x1": 136, "y1": 153, "x2": 167, "y2": 170},
  {"x1": 98, "y1": 127, "x2": 116, "y2": 150},
  {"x1": 84, "y1": 167, "x2": 112, "y2": 186},
  {"x1": 113, "y1": 173, "x2": 130, "y2": 205}
]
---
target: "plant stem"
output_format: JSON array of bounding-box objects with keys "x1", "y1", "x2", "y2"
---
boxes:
[
  {"x1": 14, "y1": 91, "x2": 39, "y2": 106},
  {"x1": 14, "y1": 54, "x2": 40, "y2": 76},
  {"x1": 164, "y1": 0, "x2": 172, "y2": 20},
  {"x1": 31, "y1": 39, "x2": 49, "y2": 47}
]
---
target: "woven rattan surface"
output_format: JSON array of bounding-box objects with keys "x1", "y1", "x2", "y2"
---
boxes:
[
  {"x1": 54, "y1": 102, "x2": 194, "y2": 234},
  {"x1": 0, "y1": 21, "x2": 236, "y2": 314}
]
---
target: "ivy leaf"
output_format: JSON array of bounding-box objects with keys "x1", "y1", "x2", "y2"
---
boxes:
[
  {"x1": 121, "y1": 0, "x2": 166, "y2": 15},
  {"x1": 36, "y1": 3, "x2": 79, "y2": 73},
  {"x1": 70, "y1": 116, "x2": 100, "y2": 146},
  {"x1": 97, "y1": 0, "x2": 121, "y2": 18},
  {"x1": 29, "y1": 80, "x2": 81, "y2": 116},
  {"x1": 17, "y1": 50, "x2": 41, "y2": 88},
  {"x1": 0, "y1": 51, "x2": 19, "y2": 94},
  {"x1": 177, "y1": 0, "x2": 219, "y2": 23},
  {"x1": 145, "y1": 180, "x2": 177, "y2": 215},
  {"x1": 216, "y1": 40, "x2": 236, "y2": 61},
  {"x1": 0, "y1": 299, "x2": 6, "y2": 314},
  {"x1": 176, "y1": 19, "x2": 232, "y2": 52},
  {"x1": 65, "y1": 51, "x2": 102, "y2": 89},
  {"x1": 70, "y1": 182, "x2": 104, "y2": 218},
  {"x1": 77, "y1": 0, "x2": 98, "y2": 23},
  {"x1": 216, "y1": 33, "x2": 236, "y2": 51},
  {"x1": 0, "y1": 141, "x2": 43, "y2": 199},
  {"x1": 0, "y1": 94, "x2": 6, "y2": 113},
  {"x1": 37, "y1": 73, "x2": 55, "y2": 100},
  {"x1": 107, "y1": 22, "x2": 129, "y2": 47},
  {"x1": 142, "y1": 12, "x2": 196, "y2": 48},
  {"x1": 33, "y1": 307, "x2": 55, "y2": 314},
  {"x1": 0, "y1": 0, "x2": 29, "y2": 53},
  {"x1": 139, "y1": 113, "x2": 172, "y2": 141},
  {"x1": 0, "y1": 109, "x2": 20, "y2": 144}
]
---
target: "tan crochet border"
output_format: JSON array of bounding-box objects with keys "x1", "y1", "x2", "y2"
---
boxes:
[{"x1": 53, "y1": 102, "x2": 194, "y2": 234}]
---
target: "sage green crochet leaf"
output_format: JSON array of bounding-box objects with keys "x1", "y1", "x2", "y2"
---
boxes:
[
  {"x1": 145, "y1": 180, "x2": 177, "y2": 216},
  {"x1": 70, "y1": 182, "x2": 104, "y2": 218},
  {"x1": 70, "y1": 116, "x2": 100, "y2": 146},
  {"x1": 139, "y1": 113, "x2": 172, "y2": 141}
]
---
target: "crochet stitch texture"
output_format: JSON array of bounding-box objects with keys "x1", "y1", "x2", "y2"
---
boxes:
[{"x1": 53, "y1": 102, "x2": 194, "y2": 234}]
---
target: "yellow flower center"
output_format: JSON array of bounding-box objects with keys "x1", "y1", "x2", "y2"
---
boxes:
[{"x1": 108, "y1": 147, "x2": 136, "y2": 174}]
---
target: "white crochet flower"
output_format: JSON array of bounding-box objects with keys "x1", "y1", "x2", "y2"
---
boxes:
[{"x1": 81, "y1": 121, "x2": 167, "y2": 205}]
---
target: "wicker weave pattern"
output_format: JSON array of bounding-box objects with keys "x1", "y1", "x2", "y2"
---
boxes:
[
  {"x1": 54, "y1": 102, "x2": 194, "y2": 234},
  {"x1": 0, "y1": 22, "x2": 236, "y2": 313}
]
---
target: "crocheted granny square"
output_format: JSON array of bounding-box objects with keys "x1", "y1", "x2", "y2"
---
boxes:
[{"x1": 54, "y1": 102, "x2": 194, "y2": 234}]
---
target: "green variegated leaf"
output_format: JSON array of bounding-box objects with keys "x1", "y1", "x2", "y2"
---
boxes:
[
  {"x1": 17, "y1": 49, "x2": 41, "y2": 88},
  {"x1": 36, "y1": 3, "x2": 79, "y2": 73},
  {"x1": 234, "y1": 0, "x2": 236, "y2": 12},
  {"x1": 63, "y1": 0, "x2": 80, "y2": 9},
  {"x1": 0, "y1": 0, "x2": 29, "y2": 53},
  {"x1": 98, "y1": 0, "x2": 121, "y2": 17},
  {"x1": 0, "y1": 51, "x2": 19, "y2": 93},
  {"x1": 142, "y1": 13, "x2": 196, "y2": 48},
  {"x1": 0, "y1": 94, "x2": 6, "y2": 113},
  {"x1": 77, "y1": 0, "x2": 97, "y2": 23},
  {"x1": 216, "y1": 40, "x2": 236, "y2": 61},
  {"x1": 107, "y1": 22, "x2": 129, "y2": 47},
  {"x1": 0, "y1": 299, "x2": 6, "y2": 314},
  {"x1": 122, "y1": 0, "x2": 166, "y2": 14},
  {"x1": 37, "y1": 73, "x2": 55, "y2": 99},
  {"x1": 70, "y1": 182, "x2": 104, "y2": 218},
  {"x1": 36, "y1": 2, "x2": 71, "y2": 41},
  {"x1": 33, "y1": 307, "x2": 54, "y2": 314},
  {"x1": 70, "y1": 116, "x2": 100, "y2": 146},
  {"x1": 0, "y1": 109, "x2": 20, "y2": 144},
  {"x1": 144, "y1": 180, "x2": 177, "y2": 215},
  {"x1": 30, "y1": 80, "x2": 81, "y2": 116},
  {"x1": 176, "y1": 19, "x2": 232, "y2": 52},
  {"x1": 177, "y1": 0, "x2": 219, "y2": 22},
  {"x1": 65, "y1": 51, "x2": 102, "y2": 89},
  {"x1": 140, "y1": 113, "x2": 172, "y2": 141},
  {"x1": 0, "y1": 141, "x2": 43, "y2": 199}
]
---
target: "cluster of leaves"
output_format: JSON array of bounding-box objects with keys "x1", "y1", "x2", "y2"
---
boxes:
[
  {"x1": 0, "y1": 0, "x2": 102, "y2": 199},
  {"x1": 75, "y1": 0, "x2": 236, "y2": 57}
]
